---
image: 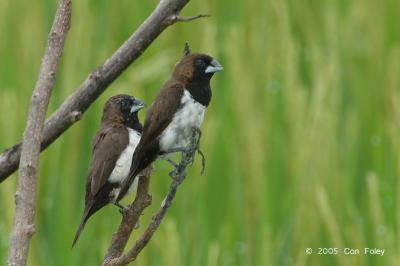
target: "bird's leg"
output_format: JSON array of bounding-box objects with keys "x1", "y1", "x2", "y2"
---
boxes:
[
  {"x1": 168, "y1": 165, "x2": 186, "y2": 181},
  {"x1": 113, "y1": 202, "x2": 129, "y2": 214},
  {"x1": 161, "y1": 148, "x2": 187, "y2": 179},
  {"x1": 113, "y1": 202, "x2": 140, "y2": 229},
  {"x1": 164, "y1": 158, "x2": 179, "y2": 168},
  {"x1": 163, "y1": 127, "x2": 205, "y2": 180},
  {"x1": 162, "y1": 147, "x2": 187, "y2": 155}
]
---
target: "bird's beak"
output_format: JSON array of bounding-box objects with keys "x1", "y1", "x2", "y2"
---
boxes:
[
  {"x1": 205, "y1": 59, "x2": 223, "y2": 74},
  {"x1": 130, "y1": 99, "x2": 146, "y2": 114}
]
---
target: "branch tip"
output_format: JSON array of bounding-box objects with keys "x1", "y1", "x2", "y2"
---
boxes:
[
  {"x1": 183, "y1": 42, "x2": 191, "y2": 56},
  {"x1": 171, "y1": 13, "x2": 211, "y2": 24},
  {"x1": 178, "y1": 13, "x2": 211, "y2": 22}
]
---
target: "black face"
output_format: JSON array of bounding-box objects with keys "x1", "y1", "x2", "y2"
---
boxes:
[
  {"x1": 114, "y1": 95, "x2": 145, "y2": 128},
  {"x1": 173, "y1": 52, "x2": 223, "y2": 84},
  {"x1": 119, "y1": 97, "x2": 135, "y2": 118},
  {"x1": 119, "y1": 96, "x2": 145, "y2": 123},
  {"x1": 192, "y1": 55, "x2": 213, "y2": 80}
]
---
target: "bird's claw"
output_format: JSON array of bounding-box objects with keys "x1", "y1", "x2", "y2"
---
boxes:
[
  {"x1": 168, "y1": 169, "x2": 176, "y2": 178},
  {"x1": 169, "y1": 168, "x2": 179, "y2": 179},
  {"x1": 165, "y1": 127, "x2": 204, "y2": 180},
  {"x1": 114, "y1": 202, "x2": 129, "y2": 215},
  {"x1": 169, "y1": 168, "x2": 186, "y2": 183}
]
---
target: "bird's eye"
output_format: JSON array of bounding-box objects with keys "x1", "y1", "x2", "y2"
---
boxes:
[{"x1": 195, "y1": 59, "x2": 206, "y2": 68}]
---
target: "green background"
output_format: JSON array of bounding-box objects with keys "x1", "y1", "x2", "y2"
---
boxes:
[{"x1": 1, "y1": 0, "x2": 399, "y2": 265}]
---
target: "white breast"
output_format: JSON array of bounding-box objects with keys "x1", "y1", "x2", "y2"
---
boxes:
[
  {"x1": 159, "y1": 89, "x2": 206, "y2": 151},
  {"x1": 108, "y1": 128, "x2": 140, "y2": 184}
]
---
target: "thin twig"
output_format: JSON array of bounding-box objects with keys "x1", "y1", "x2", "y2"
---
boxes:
[
  {"x1": 7, "y1": 1, "x2": 71, "y2": 265},
  {"x1": 103, "y1": 129, "x2": 201, "y2": 266},
  {"x1": 172, "y1": 14, "x2": 211, "y2": 22},
  {"x1": 0, "y1": 0, "x2": 210, "y2": 182},
  {"x1": 197, "y1": 149, "x2": 206, "y2": 175},
  {"x1": 192, "y1": 127, "x2": 206, "y2": 175}
]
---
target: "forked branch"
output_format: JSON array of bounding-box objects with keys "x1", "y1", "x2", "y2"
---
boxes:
[{"x1": 102, "y1": 129, "x2": 201, "y2": 266}]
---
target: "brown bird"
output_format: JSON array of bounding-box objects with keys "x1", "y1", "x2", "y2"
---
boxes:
[
  {"x1": 116, "y1": 43, "x2": 223, "y2": 202},
  {"x1": 72, "y1": 94, "x2": 145, "y2": 247}
]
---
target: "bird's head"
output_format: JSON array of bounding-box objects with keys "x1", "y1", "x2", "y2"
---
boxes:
[
  {"x1": 172, "y1": 42, "x2": 223, "y2": 83},
  {"x1": 102, "y1": 94, "x2": 145, "y2": 128}
]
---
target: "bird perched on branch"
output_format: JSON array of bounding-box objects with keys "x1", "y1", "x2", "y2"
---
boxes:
[
  {"x1": 116, "y1": 43, "x2": 223, "y2": 202},
  {"x1": 73, "y1": 94, "x2": 145, "y2": 247}
]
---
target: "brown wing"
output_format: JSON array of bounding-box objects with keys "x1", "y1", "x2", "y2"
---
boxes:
[
  {"x1": 139, "y1": 81, "x2": 184, "y2": 148},
  {"x1": 86, "y1": 124, "x2": 129, "y2": 200},
  {"x1": 118, "y1": 82, "x2": 184, "y2": 202}
]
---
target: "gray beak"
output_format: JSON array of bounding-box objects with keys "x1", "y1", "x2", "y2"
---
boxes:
[
  {"x1": 205, "y1": 59, "x2": 223, "y2": 74},
  {"x1": 130, "y1": 99, "x2": 146, "y2": 114}
]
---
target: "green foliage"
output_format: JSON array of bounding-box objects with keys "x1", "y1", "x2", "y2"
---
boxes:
[{"x1": 1, "y1": 0, "x2": 400, "y2": 265}]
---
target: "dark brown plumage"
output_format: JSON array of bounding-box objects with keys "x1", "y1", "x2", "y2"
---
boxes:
[
  {"x1": 72, "y1": 94, "x2": 145, "y2": 247},
  {"x1": 117, "y1": 44, "x2": 223, "y2": 201}
]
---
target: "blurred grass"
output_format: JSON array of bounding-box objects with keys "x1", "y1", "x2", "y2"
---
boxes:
[{"x1": 0, "y1": 0, "x2": 400, "y2": 265}]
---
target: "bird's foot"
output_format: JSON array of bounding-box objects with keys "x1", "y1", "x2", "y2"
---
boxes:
[
  {"x1": 113, "y1": 202, "x2": 129, "y2": 215},
  {"x1": 168, "y1": 168, "x2": 178, "y2": 178},
  {"x1": 113, "y1": 202, "x2": 140, "y2": 228},
  {"x1": 163, "y1": 148, "x2": 187, "y2": 180},
  {"x1": 169, "y1": 168, "x2": 186, "y2": 183},
  {"x1": 163, "y1": 127, "x2": 205, "y2": 178}
]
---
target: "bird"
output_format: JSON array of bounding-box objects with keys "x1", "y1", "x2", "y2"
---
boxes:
[
  {"x1": 116, "y1": 43, "x2": 223, "y2": 202},
  {"x1": 72, "y1": 94, "x2": 146, "y2": 247}
]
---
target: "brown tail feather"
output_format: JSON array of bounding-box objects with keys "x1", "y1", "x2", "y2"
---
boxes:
[{"x1": 72, "y1": 206, "x2": 93, "y2": 248}]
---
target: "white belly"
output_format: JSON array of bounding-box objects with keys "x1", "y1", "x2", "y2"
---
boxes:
[
  {"x1": 159, "y1": 89, "x2": 205, "y2": 151},
  {"x1": 108, "y1": 128, "x2": 140, "y2": 185}
]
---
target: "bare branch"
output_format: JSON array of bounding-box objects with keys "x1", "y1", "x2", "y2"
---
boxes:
[
  {"x1": 0, "y1": 0, "x2": 206, "y2": 182},
  {"x1": 103, "y1": 129, "x2": 200, "y2": 266},
  {"x1": 103, "y1": 167, "x2": 153, "y2": 262},
  {"x1": 173, "y1": 14, "x2": 211, "y2": 22},
  {"x1": 7, "y1": 0, "x2": 72, "y2": 265}
]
